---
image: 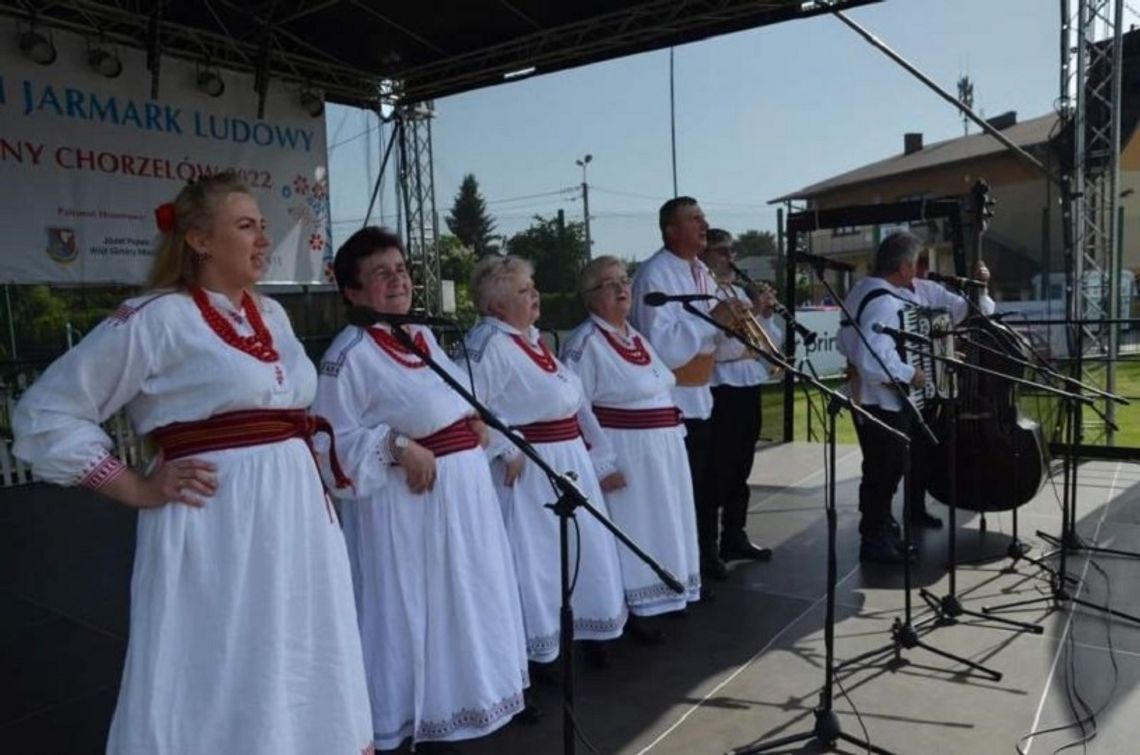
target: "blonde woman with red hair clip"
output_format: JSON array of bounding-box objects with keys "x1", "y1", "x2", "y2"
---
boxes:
[{"x1": 12, "y1": 172, "x2": 373, "y2": 755}]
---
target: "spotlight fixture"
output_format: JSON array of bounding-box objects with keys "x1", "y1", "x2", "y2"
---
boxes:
[
  {"x1": 88, "y1": 46, "x2": 122, "y2": 79},
  {"x1": 196, "y1": 68, "x2": 225, "y2": 98},
  {"x1": 20, "y1": 28, "x2": 56, "y2": 66},
  {"x1": 300, "y1": 87, "x2": 324, "y2": 118}
]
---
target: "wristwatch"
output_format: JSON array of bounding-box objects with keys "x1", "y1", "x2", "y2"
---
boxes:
[{"x1": 390, "y1": 432, "x2": 411, "y2": 461}]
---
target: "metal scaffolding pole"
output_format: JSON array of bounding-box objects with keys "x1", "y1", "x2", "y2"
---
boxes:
[
  {"x1": 397, "y1": 102, "x2": 442, "y2": 315},
  {"x1": 1060, "y1": 0, "x2": 1124, "y2": 443}
]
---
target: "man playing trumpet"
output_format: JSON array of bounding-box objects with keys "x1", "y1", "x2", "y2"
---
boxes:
[{"x1": 702, "y1": 229, "x2": 782, "y2": 571}]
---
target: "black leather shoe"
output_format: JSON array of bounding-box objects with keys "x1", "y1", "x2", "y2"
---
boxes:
[
  {"x1": 625, "y1": 615, "x2": 666, "y2": 645},
  {"x1": 720, "y1": 539, "x2": 773, "y2": 562},
  {"x1": 860, "y1": 537, "x2": 909, "y2": 565},
  {"x1": 701, "y1": 556, "x2": 729, "y2": 581},
  {"x1": 910, "y1": 510, "x2": 944, "y2": 529}
]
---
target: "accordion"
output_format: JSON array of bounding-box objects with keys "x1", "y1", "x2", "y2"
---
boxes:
[{"x1": 897, "y1": 306, "x2": 954, "y2": 411}]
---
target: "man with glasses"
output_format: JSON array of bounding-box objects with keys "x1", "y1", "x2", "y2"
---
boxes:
[{"x1": 702, "y1": 229, "x2": 779, "y2": 568}]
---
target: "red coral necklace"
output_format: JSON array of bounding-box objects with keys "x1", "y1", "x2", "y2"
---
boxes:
[
  {"x1": 510, "y1": 333, "x2": 558, "y2": 373},
  {"x1": 192, "y1": 288, "x2": 279, "y2": 362},
  {"x1": 366, "y1": 327, "x2": 428, "y2": 369},
  {"x1": 597, "y1": 326, "x2": 651, "y2": 366}
]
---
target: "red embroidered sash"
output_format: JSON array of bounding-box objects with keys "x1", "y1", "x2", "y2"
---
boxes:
[
  {"x1": 514, "y1": 416, "x2": 582, "y2": 444},
  {"x1": 414, "y1": 419, "x2": 481, "y2": 458},
  {"x1": 592, "y1": 405, "x2": 682, "y2": 430},
  {"x1": 151, "y1": 409, "x2": 352, "y2": 490}
]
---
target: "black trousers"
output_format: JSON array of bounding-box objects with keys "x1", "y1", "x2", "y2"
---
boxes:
[
  {"x1": 852, "y1": 405, "x2": 912, "y2": 539},
  {"x1": 709, "y1": 384, "x2": 763, "y2": 542},
  {"x1": 683, "y1": 417, "x2": 718, "y2": 564},
  {"x1": 905, "y1": 407, "x2": 939, "y2": 518}
]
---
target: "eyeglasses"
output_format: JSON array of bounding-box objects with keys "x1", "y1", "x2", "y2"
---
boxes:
[{"x1": 585, "y1": 276, "x2": 632, "y2": 294}]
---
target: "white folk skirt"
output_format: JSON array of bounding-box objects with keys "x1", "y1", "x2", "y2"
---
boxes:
[
  {"x1": 492, "y1": 437, "x2": 627, "y2": 662},
  {"x1": 340, "y1": 447, "x2": 530, "y2": 750},
  {"x1": 107, "y1": 438, "x2": 373, "y2": 755},
  {"x1": 601, "y1": 424, "x2": 702, "y2": 615}
]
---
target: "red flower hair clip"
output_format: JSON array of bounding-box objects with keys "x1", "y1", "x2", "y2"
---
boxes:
[{"x1": 154, "y1": 203, "x2": 176, "y2": 233}]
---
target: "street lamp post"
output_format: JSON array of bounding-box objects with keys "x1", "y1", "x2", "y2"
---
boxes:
[{"x1": 575, "y1": 154, "x2": 592, "y2": 260}]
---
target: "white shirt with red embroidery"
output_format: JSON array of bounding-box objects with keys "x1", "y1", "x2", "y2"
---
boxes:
[
  {"x1": 630, "y1": 247, "x2": 723, "y2": 420},
  {"x1": 463, "y1": 315, "x2": 615, "y2": 479},
  {"x1": 13, "y1": 288, "x2": 314, "y2": 486},
  {"x1": 560, "y1": 314, "x2": 678, "y2": 411}
]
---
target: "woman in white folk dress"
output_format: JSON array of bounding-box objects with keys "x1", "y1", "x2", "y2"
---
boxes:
[
  {"x1": 312, "y1": 227, "x2": 532, "y2": 753},
  {"x1": 561, "y1": 256, "x2": 702, "y2": 638},
  {"x1": 464, "y1": 255, "x2": 627, "y2": 674},
  {"x1": 12, "y1": 172, "x2": 373, "y2": 755}
]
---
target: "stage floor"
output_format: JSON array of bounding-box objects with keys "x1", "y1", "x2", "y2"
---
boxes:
[{"x1": 4, "y1": 442, "x2": 1140, "y2": 754}]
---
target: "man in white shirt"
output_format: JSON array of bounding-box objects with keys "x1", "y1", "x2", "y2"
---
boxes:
[
  {"x1": 838, "y1": 231, "x2": 994, "y2": 564},
  {"x1": 631, "y1": 198, "x2": 741, "y2": 592},
  {"x1": 703, "y1": 229, "x2": 780, "y2": 564},
  {"x1": 837, "y1": 233, "x2": 930, "y2": 564}
]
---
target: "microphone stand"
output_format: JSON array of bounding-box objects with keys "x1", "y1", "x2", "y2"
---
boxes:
[
  {"x1": 947, "y1": 325, "x2": 1117, "y2": 577},
  {"x1": 670, "y1": 301, "x2": 903, "y2": 755},
  {"x1": 377, "y1": 321, "x2": 686, "y2": 755},
  {"x1": 803, "y1": 263, "x2": 995, "y2": 681},
  {"x1": 980, "y1": 321, "x2": 1140, "y2": 626},
  {"x1": 885, "y1": 340, "x2": 1062, "y2": 638}
]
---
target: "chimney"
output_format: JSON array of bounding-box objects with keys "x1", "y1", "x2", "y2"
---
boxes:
[
  {"x1": 904, "y1": 132, "x2": 923, "y2": 155},
  {"x1": 984, "y1": 111, "x2": 1017, "y2": 131}
]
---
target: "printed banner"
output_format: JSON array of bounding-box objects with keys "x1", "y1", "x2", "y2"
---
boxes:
[{"x1": 0, "y1": 25, "x2": 334, "y2": 284}]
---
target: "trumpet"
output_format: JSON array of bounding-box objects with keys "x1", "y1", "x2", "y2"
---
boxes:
[
  {"x1": 728, "y1": 261, "x2": 817, "y2": 347},
  {"x1": 716, "y1": 281, "x2": 784, "y2": 379}
]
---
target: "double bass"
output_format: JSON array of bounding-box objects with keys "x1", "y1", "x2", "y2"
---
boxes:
[{"x1": 926, "y1": 181, "x2": 1049, "y2": 512}]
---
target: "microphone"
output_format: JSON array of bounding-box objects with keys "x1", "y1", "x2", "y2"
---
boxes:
[
  {"x1": 926, "y1": 271, "x2": 987, "y2": 289},
  {"x1": 872, "y1": 322, "x2": 931, "y2": 346},
  {"x1": 642, "y1": 292, "x2": 717, "y2": 307},
  {"x1": 346, "y1": 306, "x2": 460, "y2": 330},
  {"x1": 795, "y1": 251, "x2": 854, "y2": 273},
  {"x1": 770, "y1": 301, "x2": 818, "y2": 347},
  {"x1": 726, "y1": 260, "x2": 819, "y2": 347}
]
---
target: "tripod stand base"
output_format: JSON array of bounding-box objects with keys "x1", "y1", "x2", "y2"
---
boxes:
[
  {"x1": 835, "y1": 618, "x2": 1003, "y2": 681},
  {"x1": 919, "y1": 590, "x2": 1044, "y2": 635},
  {"x1": 727, "y1": 705, "x2": 895, "y2": 755},
  {"x1": 985, "y1": 582, "x2": 1140, "y2": 626}
]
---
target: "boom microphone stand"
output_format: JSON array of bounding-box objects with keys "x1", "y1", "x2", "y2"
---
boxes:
[
  {"x1": 884, "y1": 338, "x2": 1062, "y2": 637},
  {"x1": 350, "y1": 310, "x2": 686, "y2": 755},
  {"x1": 981, "y1": 323, "x2": 1140, "y2": 626},
  {"x1": 803, "y1": 263, "x2": 1000, "y2": 680},
  {"x1": 665, "y1": 301, "x2": 904, "y2": 755}
]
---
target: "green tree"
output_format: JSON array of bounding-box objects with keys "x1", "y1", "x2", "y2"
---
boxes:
[
  {"x1": 735, "y1": 229, "x2": 777, "y2": 258},
  {"x1": 15, "y1": 285, "x2": 70, "y2": 347},
  {"x1": 507, "y1": 214, "x2": 586, "y2": 295},
  {"x1": 445, "y1": 174, "x2": 496, "y2": 256},
  {"x1": 438, "y1": 234, "x2": 476, "y2": 285}
]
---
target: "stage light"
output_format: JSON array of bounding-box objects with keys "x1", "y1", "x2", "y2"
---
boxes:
[
  {"x1": 197, "y1": 68, "x2": 225, "y2": 98},
  {"x1": 503, "y1": 66, "x2": 535, "y2": 80},
  {"x1": 300, "y1": 88, "x2": 324, "y2": 118},
  {"x1": 88, "y1": 46, "x2": 122, "y2": 79},
  {"x1": 20, "y1": 28, "x2": 56, "y2": 66}
]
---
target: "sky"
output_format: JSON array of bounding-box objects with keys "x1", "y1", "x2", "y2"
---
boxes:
[{"x1": 324, "y1": 0, "x2": 1138, "y2": 263}]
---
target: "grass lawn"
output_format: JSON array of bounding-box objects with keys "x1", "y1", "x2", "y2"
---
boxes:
[{"x1": 757, "y1": 359, "x2": 1140, "y2": 449}]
